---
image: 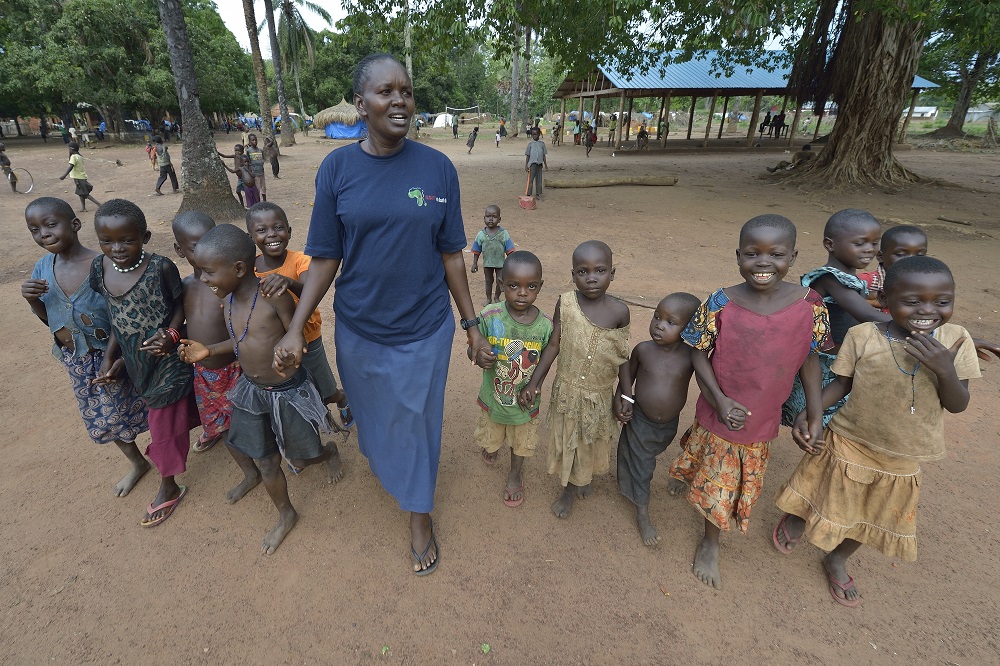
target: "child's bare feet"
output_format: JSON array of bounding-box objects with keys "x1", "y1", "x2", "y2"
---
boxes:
[
  {"x1": 325, "y1": 441, "x2": 344, "y2": 484},
  {"x1": 575, "y1": 483, "x2": 593, "y2": 499},
  {"x1": 666, "y1": 478, "x2": 688, "y2": 497},
  {"x1": 113, "y1": 458, "x2": 150, "y2": 497},
  {"x1": 226, "y1": 471, "x2": 261, "y2": 504},
  {"x1": 552, "y1": 486, "x2": 576, "y2": 518},
  {"x1": 693, "y1": 536, "x2": 722, "y2": 589},
  {"x1": 261, "y1": 508, "x2": 298, "y2": 555},
  {"x1": 635, "y1": 505, "x2": 660, "y2": 546}
]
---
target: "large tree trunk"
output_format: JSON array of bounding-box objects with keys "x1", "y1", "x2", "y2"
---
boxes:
[
  {"x1": 263, "y1": 0, "x2": 295, "y2": 147},
  {"x1": 509, "y1": 32, "x2": 520, "y2": 138},
  {"x1": 794, "y1": 0, "x2": 926, "y2": 188},
  {"x1": 156, "y1": 0, "x2": 245, "y2": 220},
  {"x1": 404, "y1": 13, "x2": 417, "y2": 139},
  {"x1": 242, "y1": 0, "x2": 274, "y2": 146},
  {"x1": 520, "y1": 26, "x2": 531, "y2": 130},
  {"x1": 932, "y1": 50, "x2": 998, "y2": 137}
]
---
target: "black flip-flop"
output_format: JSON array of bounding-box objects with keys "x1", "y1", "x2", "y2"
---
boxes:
[{"x1": 411, "y1": 518, "x2": 439, "y2": 577}]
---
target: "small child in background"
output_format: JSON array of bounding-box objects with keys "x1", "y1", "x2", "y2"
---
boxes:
[
  {"x1": 217, "y1": 143, "x2": 247, "y2": 207},
  {"x1": 145, "y1": 139, "x2": 158, "y2": 170},
  {"x1": 775, "y1": 257, "x2": 980, "y2": 607},
  {"x1": 466, "y1": 126, "x2": 479, "y2": 154},
  {"x1": 470, "y1": 205, "x2": 515, "y2": 305},
  {"x1": 172, "y1": 212, "x2": 241, "y2": 454},
  {"x1": 518, "y1": 240, "x2": 630, "y2": 518},
  {"x1": 584, "y1": 123, "x2": 595, "y2": 157},
  {"x1": 667, "y1": 214, "x2": 830, "y2": 590},
  {"x1": 614, "y1": 293, "x2": 700, "y2": 546},
  {"x1": 859, "y1": 225, "x2": 1000, "y2": 359},
  {"x1": 179, "y1": 224, "x2": 340, "y2": 554},
  {"x1": 471, "y1": 251, "x2": 552, "y2": 507},
  {"x1": 495, "y1": 129, "x2": 501, "y2": 147},
  {"x1": 782, "y1": 209, "x2": 890, "y2": 427},
  {"x1": 524, "y1": 127, "x2": 548, "y2": 199},
  {"x1": 244, "y1": 133, "x2": 267, "y2": 201},
  {"x1": 22, "y1": 197, "x2": 150, "y2": 497},
  {"x1": 224, "y1": 154, "x2": 258, "y2": 208},
  {"x1": 89, "y1": 199, "x2": 199, "y2": 527},
  {"x1": 59, "y1": 142, "x2": 101, "y2": 212},
  {"x1": 264, "y1": 135, "x2": 280, "y2": 178},
  {"x1": 248, "y1": 202, "x2": 353, "y2": 450}
]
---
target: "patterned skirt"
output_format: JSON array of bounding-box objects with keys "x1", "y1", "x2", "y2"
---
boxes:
[{"x1": 61, "y1": 348, "x2": 148, "y2": 445}]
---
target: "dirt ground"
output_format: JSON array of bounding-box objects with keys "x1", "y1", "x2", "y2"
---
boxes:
[{"x1": 1, "y1": 128, "x2": 998, "y2": 665}]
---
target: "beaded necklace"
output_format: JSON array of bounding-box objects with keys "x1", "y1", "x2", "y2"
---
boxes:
[
  {"x1": 884, "y1": 323, "x2": 933, "y2": 415},
  {"x1": 228, "y1": 287, "x2": 259, "y2": 360},
  {"x1": 112, "y1": 251, "x2": 145, "y2": 273}
]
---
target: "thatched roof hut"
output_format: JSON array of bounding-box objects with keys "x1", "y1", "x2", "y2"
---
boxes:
[{"x1": 314, "y1": 99, "x2": 361, "y2": 127}]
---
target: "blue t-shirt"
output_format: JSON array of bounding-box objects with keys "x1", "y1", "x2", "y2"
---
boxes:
[{"x1": 305, "y1": 140, "x2": 467, "y2": 345}]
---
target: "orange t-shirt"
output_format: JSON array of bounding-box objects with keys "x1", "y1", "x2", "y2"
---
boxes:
[{"x1": 255, "y1": 250, "x2": 322, "y2": 342}]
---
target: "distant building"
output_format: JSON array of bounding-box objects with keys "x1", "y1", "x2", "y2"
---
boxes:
[{"x1": 907, "y1": 106, "x2": 938, "y2": 119}]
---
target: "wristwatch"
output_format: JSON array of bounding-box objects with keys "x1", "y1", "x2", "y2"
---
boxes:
[{"x1": 460, "y1": 316, "x2": 481, "y2": 331}]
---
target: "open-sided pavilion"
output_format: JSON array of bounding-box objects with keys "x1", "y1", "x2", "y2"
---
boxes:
[{"x1": 554, "y1": 52, "x2": 938, "y2": 149}]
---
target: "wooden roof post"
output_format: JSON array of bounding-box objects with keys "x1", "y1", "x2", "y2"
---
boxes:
[
  {"x1": 558, "y1": 97, "x2": 567, "y2": 145},
  {"x1": 687, "y1": 96, "x2": 697, "y2": 140},
  {"x1": 661, "y1": 92, "x2": 672, "y2": 148},
  {"x1": 746, "y1": 90, "x2": 763, "y2": 148},
  {"x1": 594, "y1": 95, "x2": 602, "y2": 130},
  {"x1": 718, "y1": 96, "x2": 730, "y2": 139},
  {"x1": 786, "y1": 101, "x2": 802, "y2": 147},
  {"x1": 615, "y1": 91, "x2": 626, "y2": 150},
  {"x1": 578, "y1": 93, "x2": 584, "y2": 138},
  {"x1": 702, "y1": 91, "x2": 718, "y2": 147},
  {"x1": 625, "y1": 97, "x2": 634, "y2": 141},
  {"x1": 898, "y1": 88, "x2": 920, "y2": 144}
]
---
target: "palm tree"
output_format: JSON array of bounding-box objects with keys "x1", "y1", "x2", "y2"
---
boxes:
[
  {"x1": 262, "y1": 0, "x2": 295, "y2": 146},
  {"x1": 242, "y1": 0, "x2": 275, "y2": 146},
  {"x1": 155, "y1": 0, "x2": 245, "y2": 219},
  {"x1": 277, "y1": 0, "x2": 331, "y2": 130}
]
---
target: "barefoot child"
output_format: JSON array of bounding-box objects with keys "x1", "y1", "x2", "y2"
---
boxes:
[
  {"x1": 224, "y1": 154, "x2": 258, "y2": 208},
  {"x1": 470, "y1": 205, "x2": 515, "y2": 305},
  {"x1": 59, "y1": 143, "x2": 101, "y2": 212},
  {"x1": 178, "y1": 224, "x2": 341, "y2": 554},
  {"x1": 217, "y1": 143, "x2": 246, "y2": 207},
  {"x1": 22, "y1": 197, "x2": 150, "y2": 497},
  {"x1": 667, "y1": 214, "x2": 830, "y2": 589},
  {"x1": 244, "y1": 133, "x2": 267, "y2": 201},
  {"x1": 248, "y1": 202, "x2": 353, "y2": 440},
  {"x1": 470, "y1": 251, "x2": 552, "y2": 507},
  {"x1": 89, "y1": 199, "x2": 199, "y2": 526},
  {"x1": 774, "y1": 257, "x2": 980, "y2": 607},
  {"x1": 466, "y1": 126, "x2": 479, "y2": 154},
  {"x1": 781, "y1": 209, "x2": 890, "y2": 427},
  {"x1": 614, "y1": 292, "x2": 700, "y2": 546},
  {"x1": 172, "y1": 212, "x2": 241, "y2": 453},
  {"x1": 859, "y1": 225, "x2": 1000, "y2": 360},
  {"x1": 518, "y1": 240, "x2": 630, "y2": 518},
  {"x1": 1, "y1": 143, "x2": 17, "y2": 192}
]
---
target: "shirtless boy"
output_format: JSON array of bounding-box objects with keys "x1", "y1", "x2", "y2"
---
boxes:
[
  {"x1": 179, "y1": 224, "x2": 340, "y2": 554},
  {"x1": 615, "y1": 292, "x2": 701, "y2": 545}
]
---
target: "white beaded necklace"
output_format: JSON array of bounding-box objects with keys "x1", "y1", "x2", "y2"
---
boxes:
[{"x1": 112, "y1": 251, "x2": 145, "y2": 273}]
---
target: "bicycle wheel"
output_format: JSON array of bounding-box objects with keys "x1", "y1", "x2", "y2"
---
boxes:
[{"x1": 9, "y1": 168, "x2": 33, "y2": 193}]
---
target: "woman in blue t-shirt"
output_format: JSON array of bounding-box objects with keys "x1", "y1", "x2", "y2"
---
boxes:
[{"x1": 274, "y1": 54, "x2": 487, "y2": 576}]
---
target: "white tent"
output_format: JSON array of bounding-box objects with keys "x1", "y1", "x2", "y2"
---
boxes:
[{"x1": 433, "y1": 113, "x2": 454, "y2": 128}]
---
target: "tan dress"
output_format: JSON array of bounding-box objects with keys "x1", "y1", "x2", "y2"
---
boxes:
[{"x1": 547, "y1": 291, "x2": 630, "y2": 486}]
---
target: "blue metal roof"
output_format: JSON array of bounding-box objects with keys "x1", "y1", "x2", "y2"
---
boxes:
[{"x1": 591, "y1": 51, "x2": 937, "y2": 92}]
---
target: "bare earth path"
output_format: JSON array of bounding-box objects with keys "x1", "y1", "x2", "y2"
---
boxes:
[{"x1": 1, "y1": 131, "x2": 997, "y2": 664}]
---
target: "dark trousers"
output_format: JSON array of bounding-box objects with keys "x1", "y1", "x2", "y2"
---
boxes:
[
  {"x1": 156, "y1": 165, "x2": 178, "y2": 192},
  {"x1": 527, "y1": 163, "x2": 543, "y2": 197}
]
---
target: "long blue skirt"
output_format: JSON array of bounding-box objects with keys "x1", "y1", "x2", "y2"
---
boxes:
[{"x1": 335, "y1": 316, "x2": 454, "y2": 513}]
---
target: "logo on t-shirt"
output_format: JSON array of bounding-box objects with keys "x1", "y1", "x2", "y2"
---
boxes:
[{"x1": 408, "y1": 187, "x2": 448, "y2": 207}]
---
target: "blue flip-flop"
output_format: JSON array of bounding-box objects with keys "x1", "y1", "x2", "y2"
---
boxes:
[
  {"x1": 411, "y1": 518, "x2": 439, "y2": 577},
  {"x1": 338, "y1": 404, "x2": 355, "y2": 429}
]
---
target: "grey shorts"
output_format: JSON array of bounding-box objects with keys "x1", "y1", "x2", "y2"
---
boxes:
[
  {"x1": 300, "y1": 337, "x2": 339, "y2": 403},
  {"x1": 227, "y1": 370, "x2": 325, "y2": 462}
]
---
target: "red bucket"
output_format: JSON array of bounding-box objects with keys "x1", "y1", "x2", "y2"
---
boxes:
[{"x1": 518, "y1": 195, "x2": 536, "y2": 210}]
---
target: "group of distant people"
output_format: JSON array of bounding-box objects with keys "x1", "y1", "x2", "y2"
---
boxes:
[{"x1": 760, "y1": 110, "x2": 788, "y2": 138}]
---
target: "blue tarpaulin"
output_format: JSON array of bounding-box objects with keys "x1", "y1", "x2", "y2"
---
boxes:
[{"x1": 324, "y1": 121, "x2": 367, "y2": 139}]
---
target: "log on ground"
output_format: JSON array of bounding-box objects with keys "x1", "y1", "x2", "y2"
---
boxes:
[{"x1": 546, "y1": 175, "x2": 679, "y2": 188}]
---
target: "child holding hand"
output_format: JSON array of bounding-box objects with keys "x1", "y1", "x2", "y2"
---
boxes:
[
  {"x1": 615, "y1": 292, "x2": 700, "y2": 546},
  {"x1": 667, "y1": 214, "x2": 830, "y2": 590},
  {"x1": 89, "y1": 199, "x2": 199, "y2": 527},
  {"x1": 470, "y1": 251, "x2": 552, "y2": 507},
  {"x1": 470, "y1": 204, "x2": 515, "y2": 305},
  {"x1": 22, "y1": 197, "x2": 150, "y2": 497},
  {"x1": 179, "y1": 224, "x2": 341, "y2": 554},
  {"x1": 774, "y1": 257, "x2": 980, "y2": 607},
  {"x1": 518, "y1": 240, "x2": 630, "y2": 519}
]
